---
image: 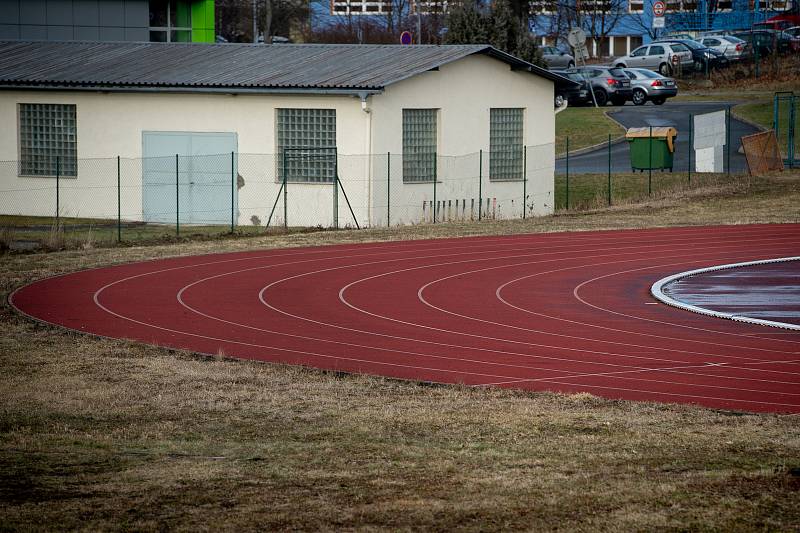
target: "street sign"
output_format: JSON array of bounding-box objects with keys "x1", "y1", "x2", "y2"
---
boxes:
[
  {"x1": 653, "y1": 0, "x2": 665, "y2": 16},
  {"x1": 400, "y1": 31, "x2": 412, "y2": 45},
  {"x1": 567, "y1": 27, "x2": 586, "y2": 48},
  {"x1": 652, "y1": 16, "x2": 665, "y2": 28}
]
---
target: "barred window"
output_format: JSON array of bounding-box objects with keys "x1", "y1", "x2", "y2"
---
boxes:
[
  {"x1": 402, "y1": 109, "x2": 438, "y2": 183},
  {"x1": 489, "y1": 108, "x2": 524, "y2": 181},
  {"x1": 18, "y1": 103, "x2": 77, "y2": 178},
  {"x1": 276, "y1": 108, "x2": 337, "y2": 183}
]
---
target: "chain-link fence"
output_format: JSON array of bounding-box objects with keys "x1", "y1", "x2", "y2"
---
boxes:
[{"x1": 0, "y1": 134, "x2": 758, "y2": 249}]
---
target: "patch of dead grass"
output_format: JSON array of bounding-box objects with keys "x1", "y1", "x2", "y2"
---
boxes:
[{"x1": 1, "y1": 171, "x2": 800, "y2": 529}]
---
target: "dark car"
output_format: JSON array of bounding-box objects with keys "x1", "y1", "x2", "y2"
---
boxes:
[
  {"x1": 574, "y1": 66, "x2": 633, "y2": 106},
  {"x1": 552, "y1": 70, "x2": 592, "y2": 106},
  {"x1": 731, "y1": 30, "x2": 777, "y2": 56},
  {"x1": 654, "y1": 38, "x2": 729, "y2": 71}
]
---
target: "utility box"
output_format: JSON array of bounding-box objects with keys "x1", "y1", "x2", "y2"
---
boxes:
[{"x1": 626, "y1": 127, "x2": 678, "y2": 172}]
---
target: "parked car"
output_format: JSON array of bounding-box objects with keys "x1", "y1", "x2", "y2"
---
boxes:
[
  {"x1": 612, "y1": 42, "x2": 692, "y2": 76},
  {"x1": 696, "y1": 35, "x2": 749, "y2": 61},
  {"x1": 786, "y1": 25, "x2": 800, "y2": 38},
  {"x1": 732, "y1": 30, "x2": 778, "y2": 56},
  {"x1": 779, "y1": 29, "x2": 800, "y2": 51},
  {"x1": 552, "y1": 70, "x2": 592, "y2": 106},
  {"x1": 541, "y1": 46, "x2": 575, "y2": 69},
  {"x1": 573, "y1": 66, "x2": 632, "y2": 106},
  {"x1": 654, "y1": 38, "x2": 729, "y2": 71},
  {"x1": 622, "y1": 68, "x2": 678, "y2": 106},
  {"x1": 753, "y1": 19, "x2": 793, "y2": 32}
]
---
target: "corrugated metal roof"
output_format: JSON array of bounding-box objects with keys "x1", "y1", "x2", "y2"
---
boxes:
[{"x1": 0, "y1": 41, "x2": 571, "y2": 94}]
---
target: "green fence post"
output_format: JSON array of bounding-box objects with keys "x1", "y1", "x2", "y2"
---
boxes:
[
  {"x1": 175, "y1": 154, "x2": 180, "y2": 236},
  {"x1": 55, "y1": 155, "x2": 60, "y2": 224},
  {"x1": 230, "y1": 151, "x2": 235, "y2": 233},
  {"x1": 522, "y1": 145, "x2": 527, "y2": 219},
  {"x1": 478, "y1": 149, "x2": 482, "y2": 220},
  {"x1": 726, "y1": 105, "x2": 731, "y2": 176},
  {"x1": 688, "y1": 114, "x2": 693, "y2": 183},
  {"x1": 432, "y1": 151, "x2": 437, "y2": 223},
  {"x1": 565, "y1": 137, "x2": 570, "y2": 210},
  {"x1": 387, "y1": 152, "x2": 391, "y2": 227},
  {"x1": 283, "y1": 151, "x2": 288, "y2": 231},
  {"x1": 607, "y1": 134, "x2": 612, "y2": 206},
  {"x1": 648, "y1": 126, "x2": 653, "y2": 196},
  {"x1": 333, "y1": 148, "x2": 339, "y2": 229},
  {"x1": 117, "y1": 156, "x2": 121, "y2": 243}
]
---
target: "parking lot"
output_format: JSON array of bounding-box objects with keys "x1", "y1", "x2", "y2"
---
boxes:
[{"x1": 556, "y1": 101, "x2": 760, "y2": 174}]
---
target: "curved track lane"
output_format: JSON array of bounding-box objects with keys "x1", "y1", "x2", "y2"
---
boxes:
[{"x1": 10, "y1": 224, "x2": 800, "y2": 413}]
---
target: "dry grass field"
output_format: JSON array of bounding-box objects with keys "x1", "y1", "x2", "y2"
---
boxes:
[{"x1": 2, "y1": 171, "x2": 800, "y2": 530}]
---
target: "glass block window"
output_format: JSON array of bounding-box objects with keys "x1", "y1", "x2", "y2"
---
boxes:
[
  {"x1": 402, "y1": 109, "x2": 437, "y2": 183},
  {"x1": 18, "y1": 103, "x2": 77, "y2": 178},
  {"x1": 489, "y1": 108, "x2": 524, "y2": 181},
  {"x1": 276, "y1": 108, "x2": 337, "y2": 183}
]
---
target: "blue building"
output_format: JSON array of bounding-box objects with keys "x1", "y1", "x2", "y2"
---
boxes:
[{"x1": 532, "y1": 0, "x2": 793, "y2": 57}]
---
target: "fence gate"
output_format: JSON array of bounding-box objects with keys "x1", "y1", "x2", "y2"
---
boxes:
[{"x1": 774, "y1": 92, "x2": 798, "y2": 169}]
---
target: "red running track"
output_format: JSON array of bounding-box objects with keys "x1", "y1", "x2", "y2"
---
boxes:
[{"x1": 10, "y1": 224, "x2": 800, "y2": 413}]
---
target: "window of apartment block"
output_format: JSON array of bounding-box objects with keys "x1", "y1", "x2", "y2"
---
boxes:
[
  {"x1": 489, "y1": 108, "x2": 524, "y2": 181},
  {"x1": 402, "y1": 109, "x2": 438, "y2": 183},
  {"x1": 276, "y1": 108, "x2": 337, "y2": 183},
  {"x1": 18, "y1": 103, "x2": 77, "y2": 178},
  {"x1": 149, "y1": 0, "x2": 192, "y2": 42}
]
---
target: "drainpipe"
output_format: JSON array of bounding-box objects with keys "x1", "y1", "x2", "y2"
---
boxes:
[{"x1": 359, "y1": 92, "x2": 373, "y2": 226}]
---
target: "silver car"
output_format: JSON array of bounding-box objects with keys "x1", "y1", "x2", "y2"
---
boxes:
[
  {"x1": 613, "y1": 43, "x2": 693, "y2": 76},
  {"x1": 622, "y1": 68, "x2": 678, "y2": 106},
  {"x1": 697, "y1": 35, "x2": 748, "y2": 60},
  {"x1": 541, "y1": 46, "x2": 575, "y2": 69}
]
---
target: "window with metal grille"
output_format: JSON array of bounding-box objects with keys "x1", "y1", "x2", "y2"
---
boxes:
[
  {"x1": 276, "y1": 108, "x2": 337, "y2": 183},
  {"x1": 402, "y1": 109, "x2": 437, "y2": 183},
  {"x1": 18, "y1": 103, "x2": 77, "y2": 178},
  {"x1": 489, "y1": 108, "x2": 524, "y2": 181}
]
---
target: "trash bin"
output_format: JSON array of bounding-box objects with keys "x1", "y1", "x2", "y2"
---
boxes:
[{"x1": 625, "y1": 127, "x2": 678, "y2": 172}]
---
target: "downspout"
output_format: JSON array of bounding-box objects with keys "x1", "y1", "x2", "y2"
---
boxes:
[{"x1": 359, "y1": 92, "x2": 373, "y2": 226}]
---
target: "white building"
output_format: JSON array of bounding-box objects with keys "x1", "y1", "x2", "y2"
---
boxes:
[{"x1": 0, "y1": 41, "x2": 571, "y2": 228}]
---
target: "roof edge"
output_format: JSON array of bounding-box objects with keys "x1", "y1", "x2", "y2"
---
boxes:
[{"x1": 0, "y1": 83, "x2": 382, "y2": 96}]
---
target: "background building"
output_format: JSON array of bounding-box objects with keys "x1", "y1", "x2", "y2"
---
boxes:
[{"x1": 0, "y1": 0, "x2": 215, "y2": 42}]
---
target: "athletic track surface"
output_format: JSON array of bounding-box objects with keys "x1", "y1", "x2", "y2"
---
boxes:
[{"x1": 10, "y1": 223, "x2": 800, "y2": 414}]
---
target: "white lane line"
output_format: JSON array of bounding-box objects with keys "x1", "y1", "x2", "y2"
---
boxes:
[{"x1": 650, "y1": 257, "x2": 800, "y2": 331}]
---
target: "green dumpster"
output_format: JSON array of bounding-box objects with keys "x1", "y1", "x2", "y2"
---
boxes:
[{"x1": 626, "y1": 127, "x2": 678, "y2": 172}]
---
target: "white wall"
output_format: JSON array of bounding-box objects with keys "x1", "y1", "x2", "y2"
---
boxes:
[
  {"x1": 367, "y1": 54, "x2": 555, "y2": 226},
  {"x1": 0, "y1": 53, "x2": 556, "y2": 228}
]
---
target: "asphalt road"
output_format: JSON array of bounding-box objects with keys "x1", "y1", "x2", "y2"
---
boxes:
[{"x1": 556, "y1": 101, "x2": 760, "y2": 174}]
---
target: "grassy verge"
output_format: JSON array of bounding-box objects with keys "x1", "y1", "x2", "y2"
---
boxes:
[
  {"x1": 1, "y1": 172, "x2": 800, "y2": 529},
  {"x1": 735, "y1": 99, "x2": 799, "y2": 160},
  {"x1": 556, "y1": 107, "x2": 625, "y2": 156}
]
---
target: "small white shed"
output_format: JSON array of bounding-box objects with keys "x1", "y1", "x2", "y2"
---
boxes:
[{"x1": 0, "y1": 41, "x2": 572, "y2": 227}]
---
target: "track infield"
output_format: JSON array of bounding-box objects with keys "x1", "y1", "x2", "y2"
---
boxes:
[{"x1": 10, "y1": 223, "x2": 800, "y2": 414}]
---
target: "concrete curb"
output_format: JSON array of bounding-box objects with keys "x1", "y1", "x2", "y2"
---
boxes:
[{"x1": 556, "y1": 109, "x2": 627, "y2": 159}]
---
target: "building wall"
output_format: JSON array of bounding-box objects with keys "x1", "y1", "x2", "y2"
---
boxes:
[
  {"x1": 368, "y1": 54, "x2": 555, "y2": 225},
  {"x1": 0, "y1": 55, "x2": 556, "y2": 228},
  {"x1": 0, "y1": 0, "x2": 214, "y2": 43}
]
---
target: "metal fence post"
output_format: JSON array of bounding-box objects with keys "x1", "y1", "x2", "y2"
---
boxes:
[
  {"x1": 607, "y1": 134, "x2": 612, "y2": 206},
  {"x1": 432, "y1": 151, "x2": 437, "y2": 223},
  {"x1": 648, "y1": 126, "x2": 653, "y2": 196},
  {"x1": 726, "y1": 105, "x2": 731, "y2": 176},
  {"x1": 283, "y1": 150, "x2": 288, "y2": 230},
  {"x1": 117, "y1": 156, "x2": 121, "y2": 243},
  {"x1": 688, "y1": 114, "x2": 693, "y2": 183},
  {"x1": 387, "y1": 151, "x2": 391, "y2": 227},
  {"x1": 565, "y1": 137, "x2": 570, "y2": 210},
  {"x1": 55, "y1": 155, "x2": 60, "y2": 224},
  {"x1": 522, "y1": 145, "x2": 527, "y2": 219},
  {"x1": 333, "y1": 148, "x2": 339, "y2": 229},
  {"x1": 175, "y1": 154, "x2": 180, "y2": 236},
  {"x1": 478, "y1": 149, "x2": 482, "y2": 221},
  {"x1": 231, "y1": 151, "x2": 235, "y2": 233}
]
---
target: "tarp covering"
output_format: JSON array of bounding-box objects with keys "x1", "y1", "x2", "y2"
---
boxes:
[{"x1": 625, "y1": 127, "x2": 678, "y2": 152}]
